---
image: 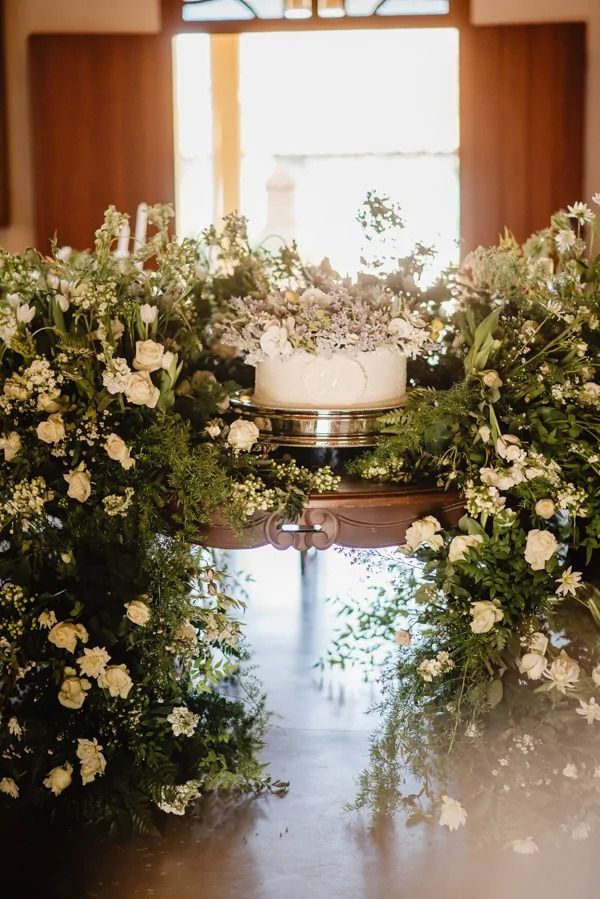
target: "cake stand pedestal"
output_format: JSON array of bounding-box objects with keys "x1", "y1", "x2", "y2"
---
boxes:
[
  {"x1": 192, "y1": 478, "x2": 463, "y2": 552},
  {"x1": 230, "y1": 392, "x2": 403, "y2": 448}
]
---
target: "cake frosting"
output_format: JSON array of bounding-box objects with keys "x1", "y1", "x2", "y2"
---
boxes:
[{"x1": 253, "y1": 346, "x2": 406, "y2": 410}]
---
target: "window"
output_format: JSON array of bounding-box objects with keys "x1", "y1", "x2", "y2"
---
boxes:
[{"x1": 173, "y1": 28, "x2": 459, "y2": 276}]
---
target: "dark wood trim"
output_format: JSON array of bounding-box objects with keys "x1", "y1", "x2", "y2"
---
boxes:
[
  {"x1": 0, "y1": 0, "x2": 9, "y2": 227},
  {"x1": 161, "y1": 0, "x2": 470, "y2": 34},
  {"x1": 189, "y1": 479, "x2": 464, "y2": 550}
]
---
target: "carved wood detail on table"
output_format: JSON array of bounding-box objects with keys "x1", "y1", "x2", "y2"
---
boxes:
[{"x1": 192, "y1": 479, "x2": 464, "y2": 551}]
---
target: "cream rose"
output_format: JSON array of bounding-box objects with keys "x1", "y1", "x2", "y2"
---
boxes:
[
  {"x1": 518, "y1": 652, "x2": 547, "y2": 680},
  {"x1": 36, "y1": 413, "x2": 65, "y2": 444},
  {"x1": 104, "y1": 433, "x2": 135, "y2": 470},
  {"x1": 58, "y1": 674, "x2": 91, "y2": 709},
  {"x1": 529, "y1": 632, "x2": 549, "y2": 655},
  {"x1": 535, "y1": 498, "x2": 555, "y2": 520},
  {"x1": 125, "y1": 371, "x2": 160, "y2": 408},
  {"x1": 227, "y1": 419, "x2": 260, "y2": 452},
  {"x1": 0, "y1": 431, "x2": 21, "y2": 461},
  {"x1": 448, "y1": 534, "x2": 484, "y2": 563},
  {"x1": 64, "y1": 465, "x2": 91, "y2": 503},
  {"x1": 124, "y1": 599, "x2": 150, "y2": 626},
  {"x1": 48, "y1": 621, "x2": 89, "y2": 653},
  {"x1": 496, "y1": 434, "x2": 525, "y2": 463},
  {"x1": 37, "y1": 393, "x2": 61, "y2": 413},
  {"x1": 469, "y1": 600, "x2": 503, "y2": 634},
  {"x1": 524, "y1": 529, "x2": 559, "y2": 571},
  {"x1": 76, "y1": 738, "x2": 107, "y2": 785},
  {"x1": 259, "y1": 325, "x2": 291, "y2": 358},
  {"x1": 98, "y1": 664, "x2": 133, "y2": 699},
  {"x1": 404, "y1": 516, "x2": 443, "y2": 552},
  {"x1": 133, "y1": 339, "x2": 164, "y2": 372},
  {"x1": 43, "y1": 762, "x2": 73, "y2": 795}
]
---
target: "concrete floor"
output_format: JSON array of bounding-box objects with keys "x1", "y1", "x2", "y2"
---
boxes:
[{"x1": 3, "y1": 548, "x2": 600, "y2": 899}]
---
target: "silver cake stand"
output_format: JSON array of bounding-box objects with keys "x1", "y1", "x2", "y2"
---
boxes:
[{"x1": 230, "y1": 392, "x2": 403, "y2": 448}]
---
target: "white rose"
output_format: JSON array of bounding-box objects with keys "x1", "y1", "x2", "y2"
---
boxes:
[
  {"x1": 394, "y1": 628, "x2": 411, "y2": 647},
  {"x1": 48, "y1": 621, "x2": 89, "y2": 654},
  {"x1": 496, "y1": 434, "x2": 521, "y2": 462},
  {"x1": 125, "y1": 371, "x2": 160, "y2": 408},
  {"x1": 448, "y1": 534, "x2": 484, "y2": 563},
  {"x1": 124, "y1": 599, "x2": 150, "y2": 626},
  {"x1": 58, "y1": 674, "x2": 91, "y2": 709},
  {"x1": 16, "y1": 303, "x2": 35, "y2": 324},
  {"x1": 259, "y1": 325, "x2": 291, "y2": 358},
  {"x1": 43, "y1": 762, "x2": 73, "y2": 795},
  {"x1": 469, "y1": 600, "x2": 503, "y2": 634},
  {"x1": 524, "y1": 529, "x2": 559, "y2": 571},
  {"x1": 227, "y1": 419, "x2": 260, "y2": 452},
  {"x1": 478, "y1": 425, "x2": 491, "y2": 443},
  {"x1": 518, "y1": 652, "x2": 547, "y2": 680},
  {"x1": 0, "y1": 431, "x2": 21, "y2": 461},
  {"x1": 37, "y1": 393, "x2": 61, "y2": 413},
  {"x1": 479, "y1": 468, "x2": 515, "y2": 492},
  {"x1": 439, "y1": 795, "x2": 467, "y2": 831},
  {"x1": 299, "y1": 287, "x2": 333, "y2": 308},
  {"x1": 133, "y1": 339, "x2": 165, "y2": 372},
  {"x1": 140, "y1": 303, "x2": 158, "y2": 325},
  {"x1": 591, "y1": 664, "x2": 600, "y2": 686},
  {"x1": 76, "y1": 738, "x2": 107, "y2": 785},
  {"x1": 535, "y1": 498, "x2": 555, "y2": 519},
  {"x1": 529, "y1": 632, "x2": 548, "y2": 655},
  {"x1": 104, "y1": 433, "x2": 135, "y2": 470},
  {"x1": 206, "y1": 424, "x2": 221, "y2": 439},
  {"x1": 580, "y1": 382, "x2": 600, "y2": 404},
  {"x1": 482, "y1": 370, "x2": 502, "y2": 388},
  {"x1": 36, "y1": 413, "x2": 65, "y2": 444},
  {"x1": 98, "y1": 664, "x2": 133, "y2": 699},
  {"x1": 404, "y1": 516, "x2": 443, "y2": 552},
  {"x1": 64, "y1": 465, "x2": 91, "y2": 503}
]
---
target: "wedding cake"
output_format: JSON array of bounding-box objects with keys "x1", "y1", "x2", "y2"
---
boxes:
[{"x1": 222, "y1": 282, "x2": 428, "y2": 412}]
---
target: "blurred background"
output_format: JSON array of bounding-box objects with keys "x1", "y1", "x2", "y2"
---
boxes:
[{"x1": 0, "y1": 0, "x2": 596, "y2": 272}]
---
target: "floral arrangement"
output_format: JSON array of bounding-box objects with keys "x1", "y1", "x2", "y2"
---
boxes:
[
  {"x1": 219, "y1": 267, "x2": 430, "y2": 366},
  {"x1": 0, "y1": 206, "x2": 336, "y2": 830},
  {"x1": 329, "y1": 200, "x2": 600, "y2": 848}
]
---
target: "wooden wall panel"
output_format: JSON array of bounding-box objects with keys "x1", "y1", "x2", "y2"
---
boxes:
[
  {"x1": 0, "y1": 0, "x2": 9, "y2": 227},
  {"x1": 29, "y1": 35, "x2": 175, "y2": 252},
  {"x1": 460, "y1": 23, "x2": 585, "y2": 253}
]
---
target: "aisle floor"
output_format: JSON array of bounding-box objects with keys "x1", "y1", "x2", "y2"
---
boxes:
[{"x1": 2, "y1": 548, "x2": 599, "y2": 899}]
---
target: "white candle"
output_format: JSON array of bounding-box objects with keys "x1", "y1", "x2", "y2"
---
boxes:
[
  {"x1": 134, "y1": 202, "x2": 148, "y2": 272},
  {"x1": 134, "y1": 202, "x2": 148, "y2": 248},
  {"x1": 115, "y1": 221, "x2": 130, "y2": 258}
]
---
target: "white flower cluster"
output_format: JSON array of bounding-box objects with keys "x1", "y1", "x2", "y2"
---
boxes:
[
  {"x1": 102, "y1": 487, "x2": 135, "y2": 518},
  {"x1": 156, "y1": 779, "x2": 202, "y2": 816},
  {"x1": 417, "y1": 650, "x2": 455, "y2": 682},
  {"x1": 2, "y1": 477, "x2": 53, "y2": 521},
  {"x1": 167, "y1": 706, "x2": 199, "y2": 738},
  {"x1": 464, "y1": 481, "x2": 506, "y2": 517},
  {"x1": 232, "y1": 475, "x2": 277, "y2": 518}
]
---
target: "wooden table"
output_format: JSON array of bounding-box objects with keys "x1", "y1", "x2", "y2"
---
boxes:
[{"x1": 194, "y1": 479, "x2": 464, "y2": 551}]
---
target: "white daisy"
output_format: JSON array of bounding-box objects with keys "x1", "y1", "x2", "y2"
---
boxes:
[{"x1": 555, "y1": 566, "x2": 583, "y2": 597}]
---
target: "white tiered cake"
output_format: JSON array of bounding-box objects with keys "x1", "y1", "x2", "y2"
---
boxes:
[{"x1": 253, "y1": 346, "x2": 406, "y2": 410}]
